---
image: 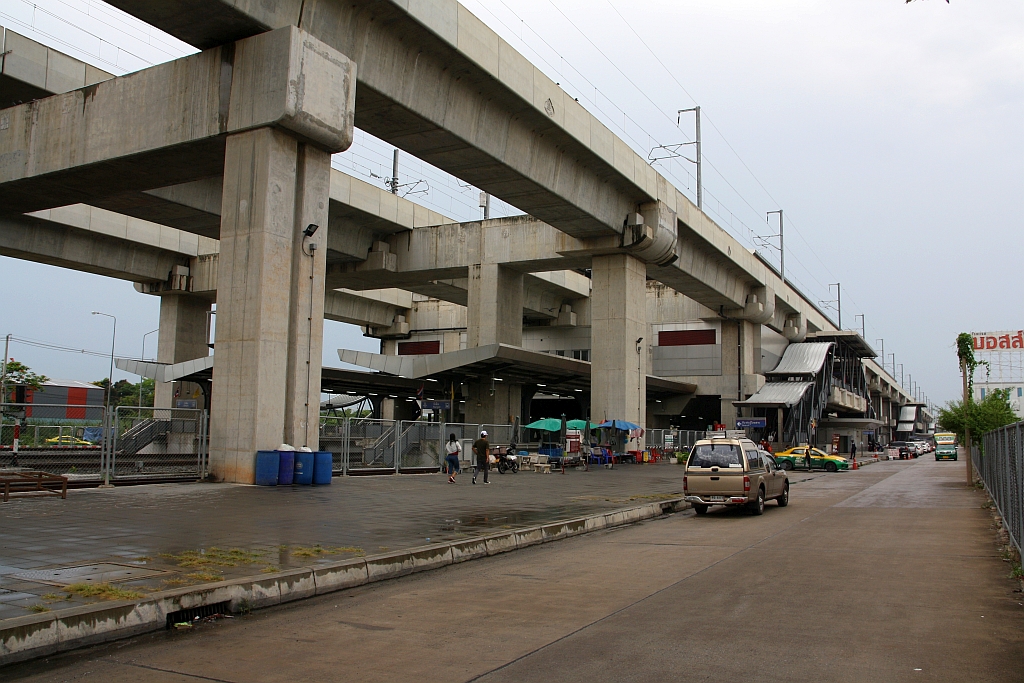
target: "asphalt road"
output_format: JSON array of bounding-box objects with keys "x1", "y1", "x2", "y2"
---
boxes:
[{"x1": 7, "y1": 457, "x2": 1023, "y2": 682}]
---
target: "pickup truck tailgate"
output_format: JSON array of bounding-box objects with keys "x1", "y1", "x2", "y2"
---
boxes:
[{"x1": 686, "y1": 469, "x2": 746, "y2": 496}]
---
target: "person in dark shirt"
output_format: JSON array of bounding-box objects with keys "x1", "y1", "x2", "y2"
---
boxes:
[{"x1": 472, "y1": 430, "x2": 490, "y2": 485}]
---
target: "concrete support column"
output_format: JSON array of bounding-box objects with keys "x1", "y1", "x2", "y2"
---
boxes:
[
  {"x1": 154, "y1": 294, "x2": 212, "y2": 410},
  {"x1": 464, "y1": 382, "x2": 522, "y2": 427},
  {"x1": 720, "y1": 320, "x2": 761, "y2": 429},
  {"x1": 209, "y1": 127, "x2": 331, "y2": 483},
  {"x1": 467, "y1": 263, "x2": 523, "y2": 348},
  {"x1": 590, "y1": 254, "x2": 647, "y2": 431}
]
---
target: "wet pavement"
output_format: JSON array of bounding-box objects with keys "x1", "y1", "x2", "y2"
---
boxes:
[
  {"x1": 0, "y1": 464, "x2": 682, "y2": 620},
  {"x1": 7, "y1": 456, "x2": 1022, "y2": 682}
]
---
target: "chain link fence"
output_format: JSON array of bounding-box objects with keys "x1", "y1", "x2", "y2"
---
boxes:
[
  {"x1": 975, "y1": 421, "x2": 1024, "y2": 555},
  {"x1": 2, "y1": 403, "x2": 208, "y2": 481},
  {"x1": 110, "y1": 406, "x2": 208, "y2": 479},
  {"x1": 2, "y1": 403, "x2": 104, "y2": 479}
]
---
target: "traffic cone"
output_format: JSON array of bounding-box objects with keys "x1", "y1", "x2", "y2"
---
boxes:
[{"x1": 852, "y1": 459, "x2": 859, "y2": 470}]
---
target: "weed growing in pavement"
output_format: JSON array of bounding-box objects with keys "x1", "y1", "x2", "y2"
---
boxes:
[
  {"x1": 161, "y1": 577, "x2": 189, "y2": 587},
  {"x1": 132, "y1": 556, "x2": 152, "y2": 563},
  {"x1": 64, "y1": 583, "x2": 145, "y2": 601},
  {"x1": 161, "y1": 547, "x2": 265, "y2": 569},
  {"x1": 26, "y1": 604, "x2": 50, "y2": 613},
  {"x1": 261, "y1": 566, "x2": 280, "y2": 574},
  {"x1": 41, "y1": 593, "x2": 71, "y2": 603},
  {"x1": 184, "y1": 570, "x2": 225, "y2": 583}
]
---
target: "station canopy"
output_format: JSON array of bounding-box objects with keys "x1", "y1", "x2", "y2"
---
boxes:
[
  {"x1": 766, "y1": 343, "x2": 833, "y2": 377},
  {"x1": 338, "y1": 344, "x2": 696, "y2": 401},
  {"x1": 806, "y1": 331, "x2": 878, "y2": 358},
  {"x1": 119, "y1": 344, "x2": 697, "y2": 403},
  {"x1": 735, "y1": 381, "x2": 814, "y2": 408}
]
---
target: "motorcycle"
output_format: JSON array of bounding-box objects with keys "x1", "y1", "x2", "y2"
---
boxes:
[{"x1": 496, "y1": 446, "x2": 520, "y2": 474}]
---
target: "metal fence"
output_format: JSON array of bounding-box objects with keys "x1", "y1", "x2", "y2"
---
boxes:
[
  {"x1": 975, "y1": 421, "x2": 1024, "y2": 555},
  {"x1": 1, "y1": 403, "x2": 208, "y2": 481},
  {"x1": 109, "y1": 406, "x2": 208, "y2": 480},
  {"x1": 645, "y1": 429, "x2": 703, "y2": 451},
  {"x1": 2, "y1": 403, "x2": 104, "y2": 479}
]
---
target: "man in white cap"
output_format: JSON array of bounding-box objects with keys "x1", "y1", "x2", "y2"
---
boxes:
[{"x1": 472, "y1": 430, "x2": 490, "y2": 484}]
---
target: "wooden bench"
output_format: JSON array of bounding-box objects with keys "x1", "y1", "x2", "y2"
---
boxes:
[
  {"x1": 0, "y1": 470, "x2": 68, "y2": 502},
  {"x1": 533, "y1": 455, "x2": 552, "y2": 474}
]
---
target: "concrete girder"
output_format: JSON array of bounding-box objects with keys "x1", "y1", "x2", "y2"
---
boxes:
[
  {"x1": 0, "y1": 204, "x2": 412, "y2": 329},
  {"x1": 86, "y1": 168, "x2": 449, "y2": 255},
  {"x1": 92, "y1": 178, "x2": 225, "y2": 240},
  {"x1": 0, "y1": 26, "x2": 355, "y2": 217},
  {"x1": 0, "y1": 25, "x2": 114, "y2": 109},
  {"x1": 0, "y1": 211, "x2": 191, "y2": 284},
  {"x1": 101, "y1": 1, "x2": 841, "y2": 338},
  {"x1": 105, "y1": 0, "x2": 658, "y2": 239}
]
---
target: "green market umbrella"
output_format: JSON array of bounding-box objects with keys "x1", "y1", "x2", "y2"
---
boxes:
[
  {"x1": 523, "y1": 418, "x2": 563, "y2": 432},
  {"x1": 566, "y1": 419, "x2": 600, "y2": 430}
]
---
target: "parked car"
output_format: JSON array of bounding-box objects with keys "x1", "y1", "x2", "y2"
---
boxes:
[
  {"x1": 684, "y1": 437, "x2": 789, "y2": 515},
  {"x1": 43, "y1": 435, "x2": 93, "y2": 446},
  {"x1": 774, "y1": 446, "x2": 850, "y2": 472},
  {"x1": 887, "y1": 441, "x2": 912, "y2": 459}
]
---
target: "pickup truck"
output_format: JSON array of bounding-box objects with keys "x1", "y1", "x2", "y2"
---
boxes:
[{"x1": 684, "y1": 437, "x2": 790, "y2": 515}]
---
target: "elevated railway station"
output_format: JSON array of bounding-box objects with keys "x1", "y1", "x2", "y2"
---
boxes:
[{"x1": 0, "y1": 7, "x2": 924, "y2": 483}]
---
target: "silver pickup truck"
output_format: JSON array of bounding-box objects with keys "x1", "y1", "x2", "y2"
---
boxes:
[{"x1": 684, "y1": 437, "x2": 790, "y2": 515}]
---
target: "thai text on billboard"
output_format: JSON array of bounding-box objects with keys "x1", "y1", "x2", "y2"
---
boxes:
[{"x1": 972, "y1": 331, "x2": 1024, "y2": 352}]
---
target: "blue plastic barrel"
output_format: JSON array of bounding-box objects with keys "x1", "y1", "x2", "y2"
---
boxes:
[
  {"x1": 277, "y1": 450, "x2": 295, "y2": 486},
  {"x1": 312, "y1": 451, "x2": 333, "y2": 485},
  {"x1": 255, "y1": 451, "x2": 279, "y2": 486},
  {"x1": 293, "y1": 451, "x2": 314, "y2": 485}
]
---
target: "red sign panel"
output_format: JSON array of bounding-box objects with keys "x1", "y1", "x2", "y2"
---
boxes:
[
  {"x1": 658, "y1": 330, "x2": 716, "y2": 346},
  {"x1": 398, "y1": 340, "x2": 441, "y2": 355}
]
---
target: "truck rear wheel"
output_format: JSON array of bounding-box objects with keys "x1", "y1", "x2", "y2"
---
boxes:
[
  {"x1": 777, "y1": 484, "x2": 790, "y2": 507},
  {"x1": 693, "y1": 504, "x2": 708, "y2": 515},
  {"x1": 748, "y1": 488, "x2": 765, "y2": 516}
]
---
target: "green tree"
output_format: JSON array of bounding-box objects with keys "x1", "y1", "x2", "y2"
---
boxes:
[
  {"x1": 1, "y1": 358, "x2": 49, "y2": 398},
  {"x1": 91, "y1": 378, "x2": 142, "y2": 407},
  {"x1": 938, "y1": 388, "x2": 1018, "y2": 450}
]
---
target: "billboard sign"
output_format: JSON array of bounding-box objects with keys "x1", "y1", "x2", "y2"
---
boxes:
[
  {"x1": 736, "y1": 418, "x2": 767, "y2": 429},
  {"x1": 972, "y1": 331, "x2": 1024, "y2": 351}
]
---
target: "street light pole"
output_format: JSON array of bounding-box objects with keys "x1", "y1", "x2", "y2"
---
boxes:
[
  {"x1": 92, "y1": 311, "x2": 116, "y2": 487},
  {"x1": 92, "y1": 312, "x2": 117, "y2": 411},
  {"x1": 139, "y1": 328, "x2": 158, "y2": 410}
]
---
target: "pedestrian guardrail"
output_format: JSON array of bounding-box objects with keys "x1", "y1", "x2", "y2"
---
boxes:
[{"x1": 974, "y1": 421, "x2": 1024, "y2": 555}]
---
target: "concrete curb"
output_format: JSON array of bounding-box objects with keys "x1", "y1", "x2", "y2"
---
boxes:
[{"x1": 0, "y1": 498, "x2": 685, "y2": 666}]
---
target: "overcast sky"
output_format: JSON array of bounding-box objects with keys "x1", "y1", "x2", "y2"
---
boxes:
[{"x1": 1, "y1": 0, "x2": 1021, "y2": 406}]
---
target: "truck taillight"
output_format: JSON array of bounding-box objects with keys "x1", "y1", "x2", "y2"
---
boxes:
[
  {"x1": 743, "y1": 475, "x2": 750, "y2": 492},
  {"x1": 683, "y1": 476, "x2": 687, "y2": 492}
]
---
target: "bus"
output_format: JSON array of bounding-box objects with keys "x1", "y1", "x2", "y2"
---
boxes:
[{"x1": 934, "y1": 432, "x2": 957, "y2": 461}]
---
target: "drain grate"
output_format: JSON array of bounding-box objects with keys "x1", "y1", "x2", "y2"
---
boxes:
[
  {"x1": 11, "y1": 563, "x2": 168, "y2": 587},
  {"x1": 166, "y1": 601, "x2": 231, "y2": 629}
]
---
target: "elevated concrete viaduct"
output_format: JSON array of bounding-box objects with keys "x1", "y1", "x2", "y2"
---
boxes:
[{"x1": 0, "y1": 3, "x2": 874, "y2": 481}]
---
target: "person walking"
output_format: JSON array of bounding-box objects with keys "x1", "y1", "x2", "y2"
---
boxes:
[
  {"x1": 445, "y1": 433, "x2": 462, "y2": 483},
  {"x1": 850, "y1": 440, "x2": 857, "y2": 461},
  {"x1": 472, "y1": 430, "x2": 490, "y2": 484}
]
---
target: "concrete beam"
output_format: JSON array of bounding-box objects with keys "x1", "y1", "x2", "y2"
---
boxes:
[
  {"x1": 0, "y1": 26, "x2": 355, "y2": 216},
  {"x1": 0, "y1": 211, "x2": 192, "y2": 283},
  {"x1": 81, "y1": 2, "x2": 838, "y2": 335},
  {"x1": 106, "y1": 0, "x2": 657, "y2": 239},
  {"x1": 0, "y1": 25, "x2": 114, "y2": 109}
]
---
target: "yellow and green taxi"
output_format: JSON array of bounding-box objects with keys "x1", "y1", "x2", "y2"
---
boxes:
[
  {"x1": 934, "y1": 444, "x2": 958, "y2": 461},
  {"x1": 44, "y1": 435, "x2": 93, "y2": 446},
  {"x1": 773, "y1": 446, "x2": 850, "y2": 472}
]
